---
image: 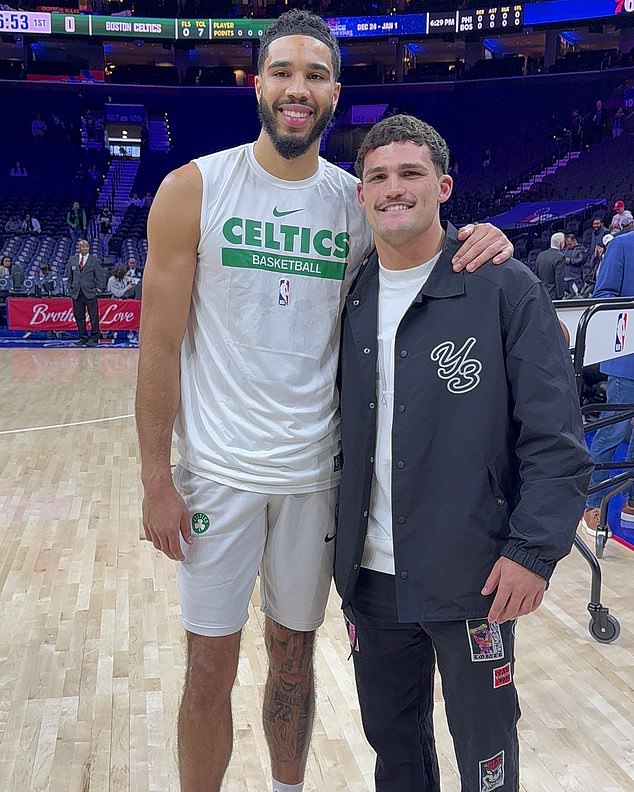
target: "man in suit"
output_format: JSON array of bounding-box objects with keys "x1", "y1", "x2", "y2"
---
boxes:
[
  {"x1": 65, "y1": 238, "x2": 103, "y2": 346},
  {"x1": 536, "y1": 232, "x2": 566, "y2": 299}
]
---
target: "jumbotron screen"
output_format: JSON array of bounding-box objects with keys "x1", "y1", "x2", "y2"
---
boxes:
[{"x1": 0, "y1": 0, "x2": 631, "y2": 41}]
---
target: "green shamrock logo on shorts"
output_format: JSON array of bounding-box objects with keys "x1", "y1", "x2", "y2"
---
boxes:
[{"x1": 192, "y1": 513, "x2": 210, "y2": 535}]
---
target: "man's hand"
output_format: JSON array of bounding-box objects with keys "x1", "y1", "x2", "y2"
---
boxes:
[
  {"x1": 481, "y1": 557, "x2": 546, "y2": 624},
  {"x1": 142, "y1": 480, "x2": 192, "y2": 561},
  {"x1": 452, "y1": 223, "x2": 514, "y2": 272}
]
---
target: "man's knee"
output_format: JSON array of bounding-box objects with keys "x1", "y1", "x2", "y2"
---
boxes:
[
  {"x1": 182, "y1": 631, "x2": 241, "y2": 709},
  {"x1": 264, "y1": 619, "x2": 315, "y2": 677}
]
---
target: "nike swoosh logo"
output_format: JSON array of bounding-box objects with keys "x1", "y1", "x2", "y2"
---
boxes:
[
  {"x1": 324, "y1": 532, "x2": 336, "y2": 543},
  {"x1": 272, "y1": 207, "x2": 304, "y2": 218}
]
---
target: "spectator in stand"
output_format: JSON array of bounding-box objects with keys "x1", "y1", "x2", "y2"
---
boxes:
[
  {"x1": 49, "y1": 113, "x2": 66, "y2": 144},
  {"x1": 108, "y1": 263, "x2": 137, "y2": 299},
  {"x1": 590, "y1": 99, "x2": 607, "y2": 145},
  {"x1": 88, "y1": 164, "x2": 101, "y2": 182},
  {"x1": 0, "y1": 254, "x2": 22, "y2": 289},
  {"x1": 617, "y1": 211, "x2": 634, "y2": 235},
  {"x1": 0, "y1": 255, "x2": 11, "y2": 322},
  {"x1": 21, "y1": 213, "x2": 41, "y2": 234},
  {"x1": 140, "y1": 124, "x2": 150, "y2": 153},
  {"x1": 128, "y1": 192, "x2": 143, "y2": 207},
  {"x1": 67, "y1": 201, "x2": 87, "y2": 248},
  {"x1": 65, "y1": 238, "x2": 104, "y2": 347},
  {"x1": 611, "y1": 201, "x2": 629, "y2": 232},
  {"x1": 0, "y1": 254, "x2": 11, "y2": 279},
  {"x1": 9, "y1": 160, "x2": 27, "y2": 178},
  {"x1": 143, "y1": 192, "x2": 153, "y2": 208},
  {"x1": 563, "y1": 233, "x2": 587, "y2": 294},
  {"x1": 99, "y1": 206, "x2": 113, "y2": 257},
  {"x1": 125, "y1": 255, "x2": 142, "y2": 285},
  {"x1": 569, "y1": 109, "x2": 582, "y2": 151},
  {"x1": 591, "y1": 237, "x2": 609, "y2": 281},
  {"x1": 589, "y1": 216, "x2": 609, "y2": 254},
  {"x1": 4, "y1": 215, "x2": 22, "y2": 233},
  {"x1": 481, "y1": 147, "x2": 493, "y2": 169},
  {"x1": 536, "y1": 232, "x2": 566, "y2": 299},
  {"x1": 31, "y1": 112, "x2": 47, "y2": 145},
  {"x1": 581, "y1": 229, "x2": 634, "y2": 536},
  {"x1": 612, "y1": 107, "x2": 625, "y2": 139}
]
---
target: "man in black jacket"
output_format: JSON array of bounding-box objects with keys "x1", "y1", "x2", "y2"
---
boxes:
[{"x1": 335, "y1": 115, "x2": 592, "y2": 792}]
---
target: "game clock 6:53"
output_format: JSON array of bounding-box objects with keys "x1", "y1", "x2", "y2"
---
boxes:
[{"x1": 0, "y1": 11, "x2": 51, "y2": 34}]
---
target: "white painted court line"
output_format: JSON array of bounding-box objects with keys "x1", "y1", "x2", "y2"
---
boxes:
[{"x1": 0, "y1": 414, "x2": 134, "y2": 435}]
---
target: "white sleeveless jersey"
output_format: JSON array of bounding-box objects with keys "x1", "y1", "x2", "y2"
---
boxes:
[{"x1": 175, "y1": 143, "x2": 373, "y2": 493}]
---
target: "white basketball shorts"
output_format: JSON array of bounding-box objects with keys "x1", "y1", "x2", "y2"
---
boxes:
[{"x1": 174, "y1": 464, "x2": 337, "y2": 637}]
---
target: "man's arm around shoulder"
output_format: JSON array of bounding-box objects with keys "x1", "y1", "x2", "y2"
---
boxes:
[{"x1": 136, "y1": 163, "x2": 202, "y2": 560}]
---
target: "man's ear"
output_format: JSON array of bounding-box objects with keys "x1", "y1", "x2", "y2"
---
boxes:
[
  {"x1": 438, "y1": 174, "x2": 453, "y2": 205},
  {"x1": 254, "y1": 74, "x2": 262, "y2": 104},
  {"x1": 356, "y1": 180, "x2": 365, "y2": 209}
]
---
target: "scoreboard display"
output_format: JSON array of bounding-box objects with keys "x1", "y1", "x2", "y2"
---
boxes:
[
  {"x1": 470, "y1": 6, "x2": 524, "y2": 31},
  {"x1": 0, "y1": 10, "x2": 50, "y2": 33},
  {"x1": 1, "y1": 1, "x2": 629, "y2": 42},
  {"x1": 327, "y1": 14, "x2": 426, "y2": 38},
  {"x1": 209, "y1": 19, "x2": 273, "y2": 39},
  {"x1": 430, "y1": 5, "x2": 523, "y2": 34},
  {"x1": 176, "y1": 19, "x2": 274, "y2": 40},
  {"x1": 50, "y1": 14, "x2": 90, "y2": 36},
  {"x1": 177, "y1": 19, "x2": 211, "y2": 39}
]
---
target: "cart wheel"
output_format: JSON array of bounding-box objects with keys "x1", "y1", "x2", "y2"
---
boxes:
[
  {"x1": 595, "y1": 532, "x2": 607, "y2": 558},
  {"x1": 588, "y1": 615, "x2": 620, "y2": 644}
]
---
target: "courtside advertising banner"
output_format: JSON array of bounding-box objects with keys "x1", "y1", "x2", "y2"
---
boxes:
[{"x1": 7, "y1": 298, "x2": 141, "y2": 331}]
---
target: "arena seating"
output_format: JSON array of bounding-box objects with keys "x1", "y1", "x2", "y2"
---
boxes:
[{"x1": 0, "y1": 65, "x2": 631, "y2": 274}]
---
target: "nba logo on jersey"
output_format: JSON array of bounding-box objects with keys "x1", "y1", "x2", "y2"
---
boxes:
[
  {"x1": 278, "y1": 278, "x2": 290, "y2": 306},
  {"x1": 615, "y1": 312, "x2": 628, "y2": 353}
]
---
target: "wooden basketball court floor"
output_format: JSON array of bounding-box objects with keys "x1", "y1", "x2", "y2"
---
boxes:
[{"x1": 0, "y1": 346, "x2": 633, "y2": 792}]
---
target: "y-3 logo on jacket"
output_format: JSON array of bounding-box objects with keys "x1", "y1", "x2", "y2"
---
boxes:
[{"x1": 430, "y1": 337, "x2": 482, "y2": 394}]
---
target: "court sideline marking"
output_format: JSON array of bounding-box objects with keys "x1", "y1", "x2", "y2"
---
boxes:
[{"x1": 0, "y1": 413, "x2": 134, "y2": 435}]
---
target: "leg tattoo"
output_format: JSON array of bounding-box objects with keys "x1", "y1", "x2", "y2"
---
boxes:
[{"x1": 263, "y1": 620, "x2": 316, "y2": 780}]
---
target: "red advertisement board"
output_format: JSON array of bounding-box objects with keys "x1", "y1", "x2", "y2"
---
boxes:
[{"x1": 7, "y1": 298, "x2": 141, "y2": 331}]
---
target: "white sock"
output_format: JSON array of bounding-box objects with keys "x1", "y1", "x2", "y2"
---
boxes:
[{"x1": 272, "y1": 781, "x2": 304, "y2": 792}]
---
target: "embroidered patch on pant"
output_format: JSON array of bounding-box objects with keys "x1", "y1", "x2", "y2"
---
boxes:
[
  {"x1": 479, "y1": 750, "x2": 505, "y2": 791},
  {"x1": 344, "y1": 615, "x2": 359, "y2": 652},
  {"x1": 493, "y1": 662, "x2": 512, "y2": 688},
  {"x1": 466, "y1": 620, "x2": 504, "y2": 661}
]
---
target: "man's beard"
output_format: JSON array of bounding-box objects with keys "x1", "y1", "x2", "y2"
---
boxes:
[{"x1": 258, "y1": 99, "x2": 334, "y2": 160}]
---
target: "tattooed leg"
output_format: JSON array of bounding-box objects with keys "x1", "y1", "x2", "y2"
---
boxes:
[{"x1": 262, "y1": 617, "x2": 316, "y2": 784}]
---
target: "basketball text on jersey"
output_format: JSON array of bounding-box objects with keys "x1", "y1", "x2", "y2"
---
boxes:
[{"x1": 222, "y1": 216, "x2": 350, "y2": 281}]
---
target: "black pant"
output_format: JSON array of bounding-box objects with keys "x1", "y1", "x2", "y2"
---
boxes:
[
  {"x1": 72, "y1": 291, "x2": 100, "y2": 340},
  {"x1": 348, "y1": 569, "x2": 520, "y2": 792}
]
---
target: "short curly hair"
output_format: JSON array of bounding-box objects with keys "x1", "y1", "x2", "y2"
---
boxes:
[
  {"x1": 258, "y1": 10, "x2": 341, "y2": 81},
  {"x1": 355, "y1": 114, "x2": 450, "y2": 180}
]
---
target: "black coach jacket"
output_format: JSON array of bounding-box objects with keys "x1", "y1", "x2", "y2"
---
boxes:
[{"x1": 335, "y1": 224, "x2": 593, "y2": 623}]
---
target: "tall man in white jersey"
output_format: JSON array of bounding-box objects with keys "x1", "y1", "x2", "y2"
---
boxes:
[{"x1": 136, "y1": 11, "x2": 513, "y2": 792}]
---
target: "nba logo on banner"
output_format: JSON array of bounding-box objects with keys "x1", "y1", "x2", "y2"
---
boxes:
[
  {"x1": 615, "y1": 312, "x2": 627, "y2": 353},
  {"x1": 278, "y1": 278, "x2": 290, "y2": 306}
]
